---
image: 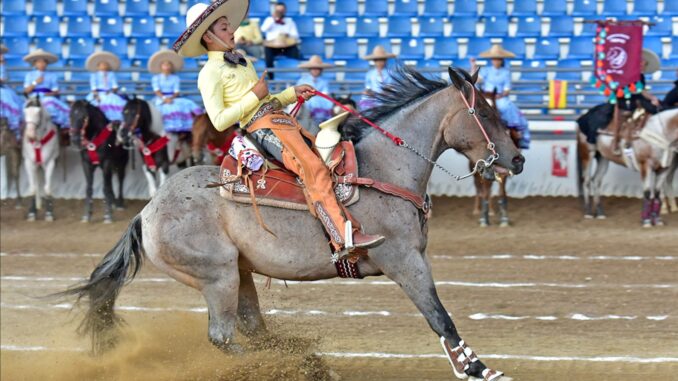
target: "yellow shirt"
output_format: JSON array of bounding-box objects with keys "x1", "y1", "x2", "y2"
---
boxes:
[
  {"x1": 198, "y1": 51, "x2": 297, "y2": 131},
  {"x1": 234, "y1": 21, "x2": 263, "y2": 45}
]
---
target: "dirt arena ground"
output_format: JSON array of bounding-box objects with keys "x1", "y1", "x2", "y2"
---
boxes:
[{"x1": 1, "y1": 196, "x2": 677, "y2": 381}]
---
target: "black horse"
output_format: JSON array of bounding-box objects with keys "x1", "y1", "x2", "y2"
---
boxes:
[
  {"x1": 69, "y1": 100, "x2": 129, "y2": 223},
  {"x1": 120, "y1": 98, "x2": 170, "y2": 197}
]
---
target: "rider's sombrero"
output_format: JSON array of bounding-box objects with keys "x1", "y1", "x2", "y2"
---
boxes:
[
  {"x1": 23, "y1": 49, "x2": 58, "y2": 64},
  {"x1": 298, "y1": 55, "x2": 333, "y2": 69},
  {"x1": 363, "y1": 45, "x2": 397, "y2": 60},
  {"x1": 0, "y1": 45, "x2": 8, "y2": 54},
  {"x1": 642, "y1": 48, "x2": 660, "y2": 74},
  {"x1": 148, "y1": 49, "x2": 185, "y2": 73},
  {"x1": 478, "y1": 44, "x2": 516, "y2": 59},
  {"x1": 263, "y1": 34, "x2": 298, "y2": 49},
  {"x1": 86, "y1": 51, "x2": 121, "y2": 72},
  {"x1": 173, "y1": 0, "x2": 250, "y2": 57}
]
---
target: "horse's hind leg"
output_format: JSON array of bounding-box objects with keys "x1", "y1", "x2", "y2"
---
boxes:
[
  {"x1": 236, "y1": 267, "x2": 267, "y2": 337},
  {"x1": 43, "y1": 159, "x2": 57, "y2": 221},
  {"x1": 498, "y1": 177, "x2": 510, "y2": 227},
  {"x1": 102, "y1": 162, "x2": 115, "y2": 223},
  {"x1": 81, "y1": 160, "x2": 95, "y2": 222},
  {"x1": 591, "y1": 157, "x2": 609, "y2": 219},
  {"x1": 115, "y1": 162, "x2": 126, "y2": 210}
]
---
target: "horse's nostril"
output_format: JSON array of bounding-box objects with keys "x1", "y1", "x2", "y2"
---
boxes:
[{"x1": 512, "y1": 155, "x2": 525, "y2": 164}]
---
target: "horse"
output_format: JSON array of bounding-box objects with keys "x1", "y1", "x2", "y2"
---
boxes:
[
  {"x1": 578, "y1": 107, "x2": 678, "y2": 226},
  {"x1": 69, "y1": 100, "x2": 129, "y2": 223},
  {"x1": 0, "y1": 117, "x2": 22, "y2": 207},
  {"x1": 58, "y1": 67, "x2": 524, "y2": 381},
  {"x1": 191, "y1": 113, "x2": 235, "y2": 165},
  {"x1": 121, "y1": 98, "x2": 170, "y2": 197},
  {"x1": 22, "y1": 98, "x2": 60, "y2": 221}
]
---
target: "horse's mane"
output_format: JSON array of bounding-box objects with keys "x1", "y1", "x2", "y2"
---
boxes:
[
  {"x1": 125, "y1": 98, "x2": 156, "y2": 139},
  {"x1": 341, "y1": 65, "x2": 451, "y2": 142}
]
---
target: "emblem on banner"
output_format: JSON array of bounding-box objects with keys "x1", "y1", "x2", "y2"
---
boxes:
[{"x1": 551, "y1": 145, "x2": 568, "y2": 177}]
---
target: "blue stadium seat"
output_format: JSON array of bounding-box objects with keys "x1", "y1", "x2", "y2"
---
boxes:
[
  {"x1": 116, "y1": 59, "x2": 133, "y2": 81},
  {"x1": 134, "y1": 38, "x2": 160, "y2": 58},
  {"x1": 304, "y1": 1, "x2": 328, "y2": 16},
  {"x1": 1, "y1": 37, "x2": 31, "y2": 58},
  {"x1": 644, "y1": 36, "x2": 663, "y2": 57},
  {"x1": 511, "y1": 0, "x2": 537, "y2": 16},
  {"x1": 571, "y1": 0, "x2": 597, "y2": 16},
  {"x1": 432, "y1": 38, "x2": 459, "y2": 59},
  {"x1": 355, "y1": 17, "x2": 380, "y2": 37},
  {"x1": 155, "y1": 0, "x2": 181, "y2": 17},
  {"x1": 399, "y1": 38, "x2": 426, "y2": 59},
  {"x1": 451, "y1": 17, "x2": 477, "y2": 37},
  {"x1": 567, "y1": 36, "x2": 593, "y2": 59},
  {"x1": 321, "y1": 66, "x2": 337, "y2": 82},
  {"x1": 387, "y1": 16, "x2": 413, "y2": 38},
  {"x1": 394, "y1": 0, "x2": 419, "y2": 16},
  {"x1": 646, "y1": 16, "x2": 673, "y2": 37},
  {"x1": 4, "y1": 58, "x2": 28, "y2": 81},
  {"x1": 249, "y1": 0, "x2": 272, "y2": 18},
  {"x1": 1, "y1": 0, "x2": 26, "y2": 15},
  {"x1": 483, "y1": 16, "x2": 509, "y2": 37},
  {"x1": 502, "y1": 37, "x2": 526, "y2": 58},
  {"x1": 181, "y1": 58, "x2": 199, "y2": 80},
  {"x1": 95, "y1": 0, "x2": 120, "y2": 16},
  {"x1": 333, "y1": 0, "x2": 359, "y2": 16},
  {"x1": 341, "y1": 59, "x2": 369, "y2": 81},
  {"x1": 548, "y1": 16, "x2": 574, "y2": 37},
  {"x1": 660, "y1": 59, "x2": 678, "y2": 78},
  {"x1": 66, "y1": 16, "x2": 93, "y2": 38},
  {"x1": 33, "y1": 15, "x2": 60, "y2": 37},
  {"x1": 578, "y1": 21, "x2": 597, "y2": 37},
  {"x1": 453, "y1": 0, "x2": 477, "y2": 16},
  {"x1": 419, "y1": 17, "x2": 445, "y2": 37},
  {"x1": 366, "y1": 38, "x2": 393, "y2": 54},
  {"x1": 294, "y1": 16, "x2": 316, "y2": 38},
  {"x1": 32, "y1": 0, "x2": 58, "y2": 16},
  {"x1": 99, "y1": 16, "x2": 125, "y2": 37},
  {"x1": 300, "y1": 37, "x2": 325, "y2": 57},
  {"x1": 101, "y1": 36, "x2": 128, "y2": 57},
  {"x1": 161, "y1": 16, "x2": 184, "y2": 39},
  {"x1": 129, "y1": 16, "x2": 156, "y2": 38},
  {"x1": 416, "y1": 59, "x2": 444, "y2": 80},
  {"x1": 332, "y1": 37, "x2": 359, "y2": 59},
  {"x1": 62, "y1": 0, "x2": 88, "y2": 16},
  {"x1": 67, "y1": 37, "x2": 95, "y2": 58},
  {"x1": 516, "y1": 86, "x2": 545, "y2": 104},
  {"x1": 554, "y1": 59, "x2": 582, "y2": 80},
  {"x1": 363, "y1": 0, "x2": 389, "y2": 17},
  {"x1": 532, "y1": 38, "x2": 560, "y2": 59},
  {"x1": 186, "y1": 0, "x2": 208, "y2": 6},
  {"x1": 671, "y1": 40, "x2": 678, "y2": 58},
  {"x1": 541, "y1": 0, "x2": 567, "y2": 16},
  {"x1": 633, "y1": 0, "x2": 657, "y2": 15},
  {"x1": 602, "y1": 0, "x2": 626, "y2": 16},
  {"x1": 466, "y1": 37, "x2": 492, "y2": 58},
  {"x1": 323, "y1": 17, "x2": 348, "y2": 37},
  {"x1": 34, "y1": 37, "x2": 63, "y2": 56},
  {"x1": 67, "y1": 59, "x2": 90, "y2": 81},
  {"x1": 282, "y1": 0, "x2": 300, "y2": 16},
  {"x1": 483, "y1": 0, "x2": 507, "y2": 15},
  {"x1": 124, "y1": 0, "x2": 150, "y2": 16},
  {"x1": 2, "y1": 15, "x2": 29, "y2": 37},
  {"x1": 273, "y1": 58, "x2": 301, "y2": 80},
  {"x1": 423, "y1": 0, "x2": 449, "y2": 16},
  {"x1": 514, "y1": 16, "x2": 541, "y2": 37},
  {"x1": 449, "y1": 58, "x2": 471, "y2": 71}
]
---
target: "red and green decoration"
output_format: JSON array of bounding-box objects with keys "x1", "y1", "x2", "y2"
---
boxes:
[{"x1": 590, "y1": 20, "x2": 644, "y2": 104}]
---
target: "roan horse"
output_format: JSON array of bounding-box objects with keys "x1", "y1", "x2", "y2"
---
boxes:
[
  {"x1": 60, "y1": 67, "x2": 524, "y2": 381},
  {"x1": 0, "y1": 117, "x2": 22, "y2": 207},
  {"x1": 70, "y1": 100, "x2": 129, "y2": 223},
  {"x1": 22, "y1": 98, "x2": 60, "y2": 221},
  {"x1": 578, "y1": 107, "x2": 678, "y2": 226}
]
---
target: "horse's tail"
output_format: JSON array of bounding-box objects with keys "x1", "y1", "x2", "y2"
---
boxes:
[{"x1": 54, "y1": 214, "x2": 144, "y2": 355}]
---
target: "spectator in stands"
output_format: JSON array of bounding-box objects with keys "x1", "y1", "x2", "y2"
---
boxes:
[
  {"x1": 22, "y1": 49, "x2": 70, "y2": 129},
  {"x1": 359, "y1": 45, "x2": 397, "y2": 110},
  {"x1": 235, "y1": 18, "x2": 264, "y2": 59},
  {"x1": 261, "y1": 2, "x2": 301, "y2": 79},
  {"x1": 85, "y1": 51, "x2": 126, "y2": 121},
  {"x1": 296, "y1": 55, "x2": 333, "y2": 125},
  {"x1": 471, "y1": 45, "x2": 530, "y2": 149},
  {"x1": 662, "y1": 71, "x2": 678, "y2": 110},
  {"x1": 0, "y1": 44, "x2": 24, "y2": 136},
  {"x1": 148, "y1": 49, "x2": 205, "y2": 133}
]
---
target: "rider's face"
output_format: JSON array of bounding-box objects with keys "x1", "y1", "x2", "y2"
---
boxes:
[
  {"x1": 203, "y1": 17, "x2": 236, "y2": 51},
  {"x1": 34, "y1": 59, "x2": 48, "y2": 71}
]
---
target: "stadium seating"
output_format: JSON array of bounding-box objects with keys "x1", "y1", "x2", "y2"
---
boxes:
[
  {"x1": 571, "y1": 0, "x2": 598, "y2": 16},
  {"x1": 94, "y1": 0, "x2": 119, "y2": 16},
  {"x1": 249, "y1": 0, "x2": 272, "y2": 18},
  {"x1": 2, "y1": 15, "x2": 30, "y2": 37},
  {"x1": 273, "y1": 58, "x2": 302, "y2": 80},
  {"x1": 670, "y1": 40, "x2": 678, "y2": 59},
  {"x1": 483, "y1": 16, "x2": 509, "y2": 37},
  {"x1": 101, "y1": 36, "x2": 128, "y2": 57},
  {"x1": 394, "y1": 0, "x2": 419, "y2": 16},
  {"x1": 520, "y1": 60, "x2": 548, "y2": 81},
  {"x1": 451, "y1": 17, "x2": 477, "y2": 37},
  {"x1": 366, "y1": 38, "x2": 393, "y2": 54},
  {"x1": 1, "y1": 0, "x2": 26, "y2": 16},
  {"x1": 514, "y1": 16, "x2": 542, "y2": 37},
  {"x1": 129, "y1": 16, "x2": 157, "y2": 38},
  {"x1": 632, "y1": 0, "x2": 657, "y2": 15},
  {"x1": 453, "y1": 0, "x2": 477, "y2": 16},
  {"x1": 155, "y1": 0, "x2": 181, "y2": 17},
  {"x1": 466, "y1": 37, "x2": 492, "y2": 58},
  {"x1": 62, "y1": 0, "x2": 89, "y2": 17},
  {"x1": 354, "y1": 17, "x2": 380, "y2": 38},
  {"x1": 511, "y1": 0, "x2": 537, "y2": 16},
  {"x1": 332, "y1": 0, "x2": 359, "y2": 17},
  {"x1": 422, "y1": 0, "x2": 449, "y2": 17},
  {"x1": 533, "y1": 38, "x2": 560, "y2": 60},
  {"x1": 33, "y1": 15, "x2": 61, "y2": 38},
  {"x1": 483, "y1": 0, "x2": 507, "y2": 16},
  {"x1": 340, "y1": 59, "x2": 369, "y2": 81},
  {"x1": 65, "y1": 16, "x2": 94, "y2": 38},
  {"x1": 283, "y1": 0, "x2": 300, "y2": 16},
  {"x1": 295, "y1": 16, "x2": 316, "y2": 38},
  {"x1": 304, "y1": 1, "x2": 329, "y2": 17},
  {"x1": 124, "y1": 0, "x2": 150, "y2": 17},
  {"x1": 32, "y1": 0, "x2": 58, "y2": 16},
  {"x1": 643, "y1": 36, "x2": 663, "y2": 58},
  {"x1": 502, "y1": 37, "x2": 526, "y2": 59},
  {"x1": 331, "y1": 37, "x2": 360, "y2": 59},
  {"x1": 363, "y1": 0, "x2": 389, "y2": 17},
  {"x1": 567, "y1": 37, "x2": 594, "y2": 60},
  {"x1": 541, "y1": 0, "x2": 567, "y2": 16},
  {"x1": 662, "y1": 0, "x2": 678, "y2": 15},
  {"x1": 34, "y1": 37, "x2": 63, "y2": 56},
  {"x1": 432, "y1": 38, "x2": 459, "y2": 59},
  {"x1": 67, "y1": 37, "x2": 95, "y2": 59},
  {"x1": 555, "y1": 59, "x2": 583, "y2": 81},
  {"x1": 602, "y1": 0, "x2": 627, "y2": 16},
  {"x1": 646, "y1": 16, "x2": 673, "y2": 37},
  {"x1": 548, "y1": 16, "x2": 574, "y2": 38},
  {"x1": 300, "y1": 37, "x2": 325, "y2": 57},
  {"x1": 399, "y1": 38, "x2": 426, "y2": 59},
  {"x1": 387, "y1": 16, "x2": 413, "y2": 38},
  {"x1": 133, "y1": 38, "x2": 160, "y2": 59},
  {"x1": 2, "y1": 37, "x2": 31, "y2": 58},
  {"x1": 99, "y1": 16, "x2": 125, "y2": 37},
  {"x1": 161, "y1": 16, "x2": 185, "y2": 39},
  {"x1": 419, "y1": 17, "x2": 445, "y2": 37},
  {"x1": 323, "y1": 17, "x2": 348, "y2": 38}
]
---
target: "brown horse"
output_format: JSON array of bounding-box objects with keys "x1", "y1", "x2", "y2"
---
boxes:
[
  {"x1": 190, "y1": 113, "x2": 236, "y2": 165},
  {"x1": 0, "y1": 117, "x2": 22, "y2": 206}
]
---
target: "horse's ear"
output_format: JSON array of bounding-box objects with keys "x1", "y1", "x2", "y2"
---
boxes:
[
  {"x1": 447, "y1": 67, "x2": 464, "y2": 90},
  {"x1": 471, "y1": 68, "x2": 479, "y2": 84}
]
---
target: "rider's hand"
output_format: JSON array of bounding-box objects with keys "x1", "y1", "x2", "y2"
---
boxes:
[
  {"x1": 164, "y1": 97, "x2": 173, "y2": 104},
  {"x1": 252, "y1": 71, "x2": 269, "y2": 100},
  {"x1": 650, "y1": 96, "x2": 660, "y2": 107},
  {"x1": 35, "y1": 76, "x2": 44, "y2": 85},
  {"x1": 295, "y1": 84, "x2": 315, "y2": 100}
]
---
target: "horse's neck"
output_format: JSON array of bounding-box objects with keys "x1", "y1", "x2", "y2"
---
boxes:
[
  {"x1": 354, "y1": 88, "x2": 451, "y2": 196},
  {"x1": 140, "y1": 122, "x2": 159, "y2": 143}
]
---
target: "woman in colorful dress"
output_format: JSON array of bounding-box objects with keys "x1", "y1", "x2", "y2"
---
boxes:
[
  {"x1": 22, "y1": 49, "x2": 70, "y2": 129},
  {"x1": 85, "y1": 51, "x2": 126, "y2": 121},
  {"x1": 359, "y1": 45, "x2": 397, "y2": 111},
  {"x1": 296, "y1": 55, "x2": 334, "y2": 127},
  {"x1": 471, "y1": 45, "x2": 530, "y2": 149},
  {"x1": 148, "y1": 49, "x2": 204, "y2": 133},
  {"x1": 0, "y1": 44, "x2": 24, "y2": 136}
]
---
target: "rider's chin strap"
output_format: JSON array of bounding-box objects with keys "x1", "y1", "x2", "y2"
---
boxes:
[{"x1": 206, "y1": 31, "x2": 235, "y2": 52}]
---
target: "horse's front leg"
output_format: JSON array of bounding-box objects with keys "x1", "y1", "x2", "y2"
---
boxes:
[
  {"x1": 376, "y1": 250, "x2": 506, "y2": 381},
  {"x1": 115, "y1": 162, "x2": 126, "y2": 210},
  {"x1": 498, "y1": 176, "x2": 509, "y2": 227},
  {"x1": 591, "y1": 157, "x2": 609, "y2": 219},
  {"x1": 24, "y1": 160, "x2": 38, "y2": 221},
  {"x1": 101, "y1": 161, "x2": 115, "y2": 224},
  {"x1": 142, "y1": 166, "x2": 158, "y2": 197},
  {"x1": 43, "y1": 158, "x2": 57, "y2": 221},
  {"x1": 81, "y1": 158, "x2": 95, "y2": 222}
]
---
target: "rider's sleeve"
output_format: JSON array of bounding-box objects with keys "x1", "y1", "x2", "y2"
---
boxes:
[
  {"x1": 271, "y1": 87, "x2": 297, "y2": 107},
  {"x1": 198, "y1": 66, "x2": 260, "y2": 132}
]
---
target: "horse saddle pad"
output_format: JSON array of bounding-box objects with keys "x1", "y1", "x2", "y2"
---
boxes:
[{"x1": 218, "y1": 141, "x2": 359, "y2": 211}]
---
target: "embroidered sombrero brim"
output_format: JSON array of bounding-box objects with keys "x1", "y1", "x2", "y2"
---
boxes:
[
  {"x1": 23, "y1": 49, "x2": 59, "y2": 64},
  {"x1": 478, "y1": 45, "x2": 516, "y2": 59},
  {"x1": 642, "y1": 48, "x2": 660, "y2": 74},
  {"x1": 148, "y1": 49, "x2": 185, "y2": 73},
  {"x1": 86, "y1": 51, "x2": 121, "y2": 72},
  {"x1": 173, "y1": 0, "x2": 250, "y2": 58}
]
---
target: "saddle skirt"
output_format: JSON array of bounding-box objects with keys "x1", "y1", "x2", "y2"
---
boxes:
[{"x1": 219, "y1": 141, "x2": 360, "y2": 210}]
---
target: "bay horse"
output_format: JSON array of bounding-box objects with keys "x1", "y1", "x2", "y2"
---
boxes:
[
  {"x1": 578, "y1": 107, "x2": 678, "y2": 226},
  {"x1": 121, "y1": 98, "x2": 170, "y2": 197},
  {"x1": 22, "y1": 98, "x2": 59, "y2": 221},
  {"x1": 70, "y1": 100, "x2": 129, "y2": 223},
  {"x1": 1, "y1": 117, "x2": 22, "y2": 207},
  {"x1": 190, "y1": 113, "x2": 235, "y2": 166},
  {"x1": 59, "y1": 67, "x2": 523, "y2": 381}
]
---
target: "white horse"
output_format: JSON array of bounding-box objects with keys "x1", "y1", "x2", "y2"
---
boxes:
[{"x1": 22, "y1": 99, "x2": 60, "y2": 221}]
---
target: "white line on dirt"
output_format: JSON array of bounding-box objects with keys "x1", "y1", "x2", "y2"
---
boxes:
[{"x1": 432, "y1": 254, "x2": 677, "y2": 261}]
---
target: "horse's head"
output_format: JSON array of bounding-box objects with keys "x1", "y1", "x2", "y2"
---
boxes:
[
  {"x1": 443, "y1": 67, "x2": 524, "y2": 180},
  {"x1": 69, "y1": 100, "x2": 91, "y2": 147},
  {"x1": 24, "y1": 100, "x2": 51, "y2": 141},
  {"x1": 121, "y1": 98, "x2": 152, "y2": 138}
]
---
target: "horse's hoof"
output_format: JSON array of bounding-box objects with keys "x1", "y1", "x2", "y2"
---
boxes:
[
  {"x1": 499, "y1": 221, "x2": 510, "y2": 228},
  {"x1": 596, "y1": 214, "x2": 607, "y2": 220},
  {"x1": 479, "y1": 222, "x2": 489, "y2": 228},
  {"x1": 654, "y1": 219, "x2": 664, "y2": 227},
  {"x1": 103, "y1": 216, "x2": 113, "y2": 224},
  {"x1": 14, "y1": 204, "x2": 22, "y2": 210},
  {"x1": 45, "y1": 214, "x2": 54, "y2": 222},
  {"x1": 584, "y1": 214, "x2": 594, "y2": 219},
  {"x1": 115, "y1": 206, "x2": 126, "y2": 211},
  {"x1": 26, "y1": 214, "x2": 36, "y2": 222},
  {"x1": 81, "y1": 216, "x2": 91, "y2": 223},
  {"x1": 642, "y1": 220, "x2": 652, "y2": 228}
]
